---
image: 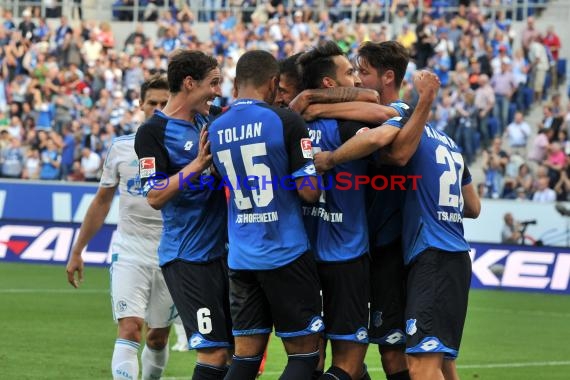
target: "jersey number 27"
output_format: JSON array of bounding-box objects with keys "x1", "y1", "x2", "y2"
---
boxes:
[{"x1": 436, "y1": 145, "x2": 464, "y2": 211}]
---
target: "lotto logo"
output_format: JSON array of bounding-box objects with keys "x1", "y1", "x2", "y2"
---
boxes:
[
  {"x1": 190, "y1": 336, "x2": 203, "y2": 348},
  {"x1": 385, "y1": 331, "x2": 405, "y2": 345},
  {"x1": 309, "y1": 317, "x2": 324, "y2": 332},
  {"x1": 356, "y1": 328, "x2": 368, "y2": 341},
  {"x1": 420, "y1": 339, "x2": 439, "y2": 351}
]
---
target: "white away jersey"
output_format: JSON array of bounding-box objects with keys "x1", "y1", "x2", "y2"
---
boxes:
[{"x1": 100, "y1": 134, "x2": 162, "y2": 266}]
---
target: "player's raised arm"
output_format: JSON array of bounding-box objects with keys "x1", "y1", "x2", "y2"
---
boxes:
[{"x1": 379, "y1": 71, "x2": 440, "y2": 166}]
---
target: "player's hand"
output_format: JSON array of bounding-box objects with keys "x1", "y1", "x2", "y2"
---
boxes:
[
  {"x1": 302, "y1": 104, "x2": 321, "y2": 122},
  {"x1": 289, "y1": 91, "x2": 310, "y2": 114},
  {"x1": 413, "y1": 70, "x2": 440, "y2": 100},
  {"x1": 314, "y1": 151, "x2": 334, "y2": 174},
  {"x1": 195, "y1": 128, "x2": 213, "y2": 172},
  {"x1": 66, "y1": 253, "x2": 84, "y2": 288}
]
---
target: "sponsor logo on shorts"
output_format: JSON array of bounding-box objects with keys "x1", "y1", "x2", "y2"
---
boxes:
[
  {"x1": 372, "y1": 311, "x2": 383, "y2": 328},
  {"x1": 385, "y1": 331, "x2": 405, "y2": 345},
  {"x1": 406, "y1": 318, "x2": 417, "y2": 336},
  {"x1": 355, "y1": 327, "x2": 368, "y2": 341},
  {"x1": 300, "y1": 138, "x2": 313, "y2": 159},
  {"x1": 116, "y1": 300, "x2": 128, "y2": 312},
  {"x1": 190, "y1": 335, "x2": 203, "y2": 348},
  {"x1": 309, "y1": 317, "x2": 324, "y2": 332},
  {"x1": 420, "y1": 339, "x2": 439, "y2": 351}
]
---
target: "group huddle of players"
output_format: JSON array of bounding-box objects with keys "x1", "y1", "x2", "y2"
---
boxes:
[
  {"x1": 134, "y1": 40, "x2": 480, "y2": 380},
  {"x1": 68, "y1": 39, "x2": 481, "y2": 380}
]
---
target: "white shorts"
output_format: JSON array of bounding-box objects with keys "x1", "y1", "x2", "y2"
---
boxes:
[{"x1": 110, "y1": 260, "x2": 177, "y2": 328}]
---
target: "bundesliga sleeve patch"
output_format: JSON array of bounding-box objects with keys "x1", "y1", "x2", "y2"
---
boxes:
[
  {"x1": 300, "y1": 138, "x2": 313, "y2": 159},
  {"x1": 139, "y1": 157, "x2": 156, "y2": 178}
]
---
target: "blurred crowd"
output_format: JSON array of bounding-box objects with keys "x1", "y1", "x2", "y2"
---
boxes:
[{"x1": 0, "y1": 0, "x2": 567, "y2": 203}]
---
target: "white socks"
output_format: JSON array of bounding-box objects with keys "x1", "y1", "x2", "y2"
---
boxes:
[
  {"x1": 112, "y1": 339, "x2": 140, "y2": 380},
  {"x1": 141, "y1": 344, "x2": 169, "y2": 380}
]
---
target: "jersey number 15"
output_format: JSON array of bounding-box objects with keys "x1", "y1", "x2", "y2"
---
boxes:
[{"x1": 217, "y1": 143, "x2": 275, "y2": 210}]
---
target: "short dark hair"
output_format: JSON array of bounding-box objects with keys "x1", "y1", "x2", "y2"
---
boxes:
[
  {"x1": 297, "y1": 41, "x2": 344, "y2": 90},
  {"x1": 235, "y1": 50, "x2": 279, "y2": 88},
  {"x1": 167, "y1": 50, "x2": 218, "y2": 93},
  {"x1": 141, "y1": 74, "x2": 169, "y2": 102},
  {"x1": 357, "y1": 41, "x2": 409, "y2": 88},
  {"x1": 278, "y1": 52, "x2": 303, "y2": 94}
]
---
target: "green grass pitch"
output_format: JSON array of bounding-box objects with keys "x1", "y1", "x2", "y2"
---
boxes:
[{"x1": 1, "y1": 262, "x2": 569, "y2": 379}]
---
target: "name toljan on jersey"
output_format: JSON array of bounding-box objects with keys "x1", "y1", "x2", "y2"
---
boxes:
[{"x1": 218, "y1": 122, "x2": 262, "y2": 144}]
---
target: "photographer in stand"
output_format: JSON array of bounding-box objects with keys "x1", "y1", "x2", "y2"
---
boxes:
[{"x1": 501, "y1": 212, "x2": 537, "y2": 245}]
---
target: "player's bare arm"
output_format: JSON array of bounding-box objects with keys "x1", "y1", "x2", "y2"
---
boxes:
[
  {"x1": 379, "y1": 71, "x2": 440, "y2": 166},
  {"x1": 295, "y1": 177, "x2": 320, "y2": 203},
  {"x1": 146, "y1": 129, "x2": 212, "y2": 210},
  {"x1": 289, "y1": 86, "x2": 380, "y2": 114},
  {"x1": 301, "y1": 101, "x2": 399, "y2": 123},
  {"x1": 66, "y1": 185, "x2": 117, "y2": 288},
  {"x1": 313, "y1": 71, "x2": 439, "y2": 172},
  {"x1": 462, "y1": 183, "x2": 481, "y2": 219}
]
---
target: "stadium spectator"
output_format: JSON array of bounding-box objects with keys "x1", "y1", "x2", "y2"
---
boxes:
[
  {"x1": 21, "y1": 147, "x2": 40, "y2": 179},
  {"x1": 80, "y1": 146, "x2": 101, "y2": 182},
  {"x1": 474, "y1": 74, "x2": 495, "y2": 146},
  {"x1": 554, "y1": 166, "x2": 570, "y2": 201},
  {"x1": 504, "y1": 111, "x2": 531, "y2": 157},
  {"x1": 533, "y1": 175, "x2": 557, "y2": 202},
  {"x1": 528, "y1": 127, "x2": 554, "y2": 164},
  {"x1": 491, "y1": 59, "x2": 517, "y2": 132},
  {"x1": 542, "y1": 25, "x2": 561, "y2": 88},
  {"x1": 521, "y1": 16, "x2": 540, "y2": 58},
  {"x1": 1, "y1": 136, "x2": 24, "y2": 178},
  {"x1": 482, "y1": 137, "x2": 509, "y2": 198},
  {"x1": 39, "y1": 138, "x2": 61, "y2": 180},
  {"x1": 528, "y1": 35, "x2": 550, "y2": 103}
]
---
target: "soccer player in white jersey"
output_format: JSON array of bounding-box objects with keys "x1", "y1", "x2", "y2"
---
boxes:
[{"x1": 66, "y1": 75, "x2": 174, "y2": 380}]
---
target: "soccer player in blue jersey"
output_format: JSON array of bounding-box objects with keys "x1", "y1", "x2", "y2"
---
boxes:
[
  {"x1": 296, "y1": 41, "x2": 437, "y2": 380},
  {"x1": 306, "y1": 41, "x2": 441, "y2": 380},
  {"x1": 208, "y1": 50, "x2": 323, "y2": 380},
  {"x1": 134, "y1": 50, "x2": 232, "y2": 380},
  {"x1": 313, "y1": 46, "x2": 480, "y2": 380}
]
